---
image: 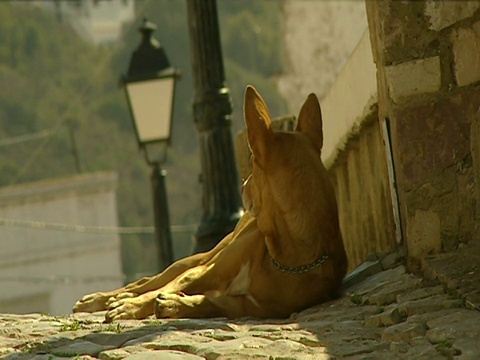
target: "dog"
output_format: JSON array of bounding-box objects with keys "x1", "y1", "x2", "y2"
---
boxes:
[{"x1": 73, "y1": 85, "x2": 348, "y2": 321}]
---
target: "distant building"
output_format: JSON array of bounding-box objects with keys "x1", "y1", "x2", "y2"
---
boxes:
[
  {"x1": 0, "y1": 172, "x2": 123, "y2": 315},
  {"x1": 62, "y1": 0, "x2": 135, "y2": 44},
  {"x1": 27, "y1": 0, "x2": 135, "y2": 45}
]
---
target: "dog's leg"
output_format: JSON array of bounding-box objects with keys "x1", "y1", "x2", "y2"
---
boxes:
[
  {"x1": 154, "y1": 290, "x2": 263, "y2": 319},
  {"x1": 104, "y1": 289, "x2": 163, "y2": 322},
  {"x1": 104, "y1": 263, "x2": 214, "y2": 321},
  {"x1": 74, "y1": 216, "x2": 249, "y2": 316},
  {"x1": 73, "y1": 244, "x2": 224, "y2": 314}
]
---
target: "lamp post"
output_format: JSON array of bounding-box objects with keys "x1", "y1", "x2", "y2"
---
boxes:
[
  {"x1": 187, "y1": 0, "x2": 243, "y2": 253},
  {"x1": 122, "y1": 18, "x2": 179, "y2": 271}
]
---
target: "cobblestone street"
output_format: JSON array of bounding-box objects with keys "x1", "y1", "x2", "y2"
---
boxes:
[{"x1": 1, "y1": 262, "x2": 479, "y2": 359}]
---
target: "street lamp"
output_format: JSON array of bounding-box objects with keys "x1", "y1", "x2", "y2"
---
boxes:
[
  {"x1": 122, "y1": 18, "x2": 179, "y2": 271},
  {"x1": 187, "y1": 0, "x2": 243, "y2": 253}
]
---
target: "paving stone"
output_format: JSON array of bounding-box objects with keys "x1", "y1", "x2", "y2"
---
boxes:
[
  {"x1": 99, "y1": 345, "x2": 150, "y2": 360},
  {"x1": 0, "y1": 347, "x2": 18, "y2": 356},
  {"x1": 366, "y1": 276, "x2": 423, "y2": 306},
  {"x1": 248, "y1": 323, "x2": 298, "y2": 332},
  {"x1": 83, "y1": 330, "x2": 155, "y2": 348},
  {"x1": 33, "y1": 355, "x2": 93, "y2": 360},
  {"x1": 346, "y1": 266, "x2": 406, "y2": 295},
  {"x1": 273, "y1": 355, "x2": 329, "y2": 360},
  {"x1": 1, "y1": 265, "x2": 480, "y2": 359},
  {"x1": 364, "y1": 306, "x2": 403, "y2": 327},
  {"x1": 426, "y1": 310, "x2": 480, "y2": 343},
  {"x1": 262, "y1": 338, "x2": 319, "y2": 358},
  {"x1": 381, "y1": 322, "x2": 426, "y2": 342},
  {"x1": 343, "y1": 350, "x2": 403, "y2": 360},
  {"x1": 452, "y1": 338, "x2": 480, "y2": 360},
  {"x1": 463, "y1": 289, "x2": 480, "y2": 311},
  {"x1": 396, "y1": 285, "x2": 444, "y2": 303},
  {"x1": 194, "y1": 336, "x2": 273, "y2": 359},
  {"x1": 389, "y1": 341, "x2": 409, "y2": 353},
  {"x1": 98, "y1": 347, "x2": 132, "y2": 360},
  {"x1": 51, "y1": 340, "x2": 116, "y2": 357},
  {"x1": 123, "y1": 330, "x2": 212, "y2": 353},
  {"x1": 397, "y1": 295, "x2": 463, "y2": 317},
  {"x1": 252, "y1": 330, "x2": 323, "y2": 347},
  {"x1": 0, "y1": 314, "x2": 44, "y2": 322},
  {"x1": 0, "y1": 335, "x2": 23, "y2": 349},
  {"x1": 0, "y1": 354, "x2": 32, "y2": 360},
  {"x1": 327, "y1": 339, "x2": 389, "y2": 358},
  {"x1": 165, "y1": 319, "x2": 239, "y2": 332},
  {"x1": 192, "y1": 329, "x2": 239, "y2": 341},
  {"x1": 123, "y1": 350, "x2": 204, "y2": 359},
  {"x1": 293, "y1": 320, "x2": 334, "y2": 335},
  {"x1": 297, "y1": 303, "x2": 379, "y2": 323},
  {"x1": 404, "y1": 345, "x2": 445, "y2": 360},
  {"x1": 403, "y1": 336, "x2": 452, "y2": 360}
]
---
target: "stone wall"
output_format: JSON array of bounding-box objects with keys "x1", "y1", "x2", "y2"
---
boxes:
[
  {"x1": 366, "y1": 1, "x2": 480, "y2": 269},
  {"x1": 0, "y1": 172, "x2": 123, "y2": 315}
]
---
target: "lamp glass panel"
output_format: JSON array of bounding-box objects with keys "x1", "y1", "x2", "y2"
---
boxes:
[{"x1": 126, "y1": 77, "x2": 174, "y2": 143}]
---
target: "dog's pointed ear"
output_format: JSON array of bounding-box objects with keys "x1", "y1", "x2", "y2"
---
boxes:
[
  {"x1": 244, "y1": 85, "x2": 272, "y2": 159},
  {"x1": 295, "y1": 93, "x2": 323, "y2": 152}
]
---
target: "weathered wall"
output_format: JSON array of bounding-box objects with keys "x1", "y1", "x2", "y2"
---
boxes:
[
  {"x1": 320, "y1": 31, "x2": 378, "y2": 166},
  {"x1": 320, "y1": 30, "x2": 396, "y2": 270},
  {"x1": 277, "y1": 0, "x2": 368, "y2": 112},
  {"x1": 329, "y1": 112, "x2": 397, "y2": 271},
  {"x1": 0, "y1": 172, "x2": 123, "y2": 315},
  {"x1": 366, "y1": 1, "x2": 480, "y2": 269}
]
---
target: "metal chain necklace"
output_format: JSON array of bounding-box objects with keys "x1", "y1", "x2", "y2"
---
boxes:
[{"x1": 270, "y1": 254, "x2": 329, "y2": 274}]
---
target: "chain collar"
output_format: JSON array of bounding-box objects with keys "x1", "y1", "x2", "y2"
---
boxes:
[{"x1": 270, "y1": 253, "x2": 329, "y2": 274}]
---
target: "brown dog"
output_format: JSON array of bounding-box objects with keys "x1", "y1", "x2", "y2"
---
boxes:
[{"x1": 73, "y1": 86, "x2": 347, "y2": 321}]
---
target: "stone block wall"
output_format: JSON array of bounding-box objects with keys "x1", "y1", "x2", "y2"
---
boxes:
[{"x1": 366, "y1": 0, "x2": 480, "y2": 269}]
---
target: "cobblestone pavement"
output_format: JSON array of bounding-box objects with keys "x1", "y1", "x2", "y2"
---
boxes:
[{"x1": 1, "y1": 263, "x2": 480, "y2": 360}]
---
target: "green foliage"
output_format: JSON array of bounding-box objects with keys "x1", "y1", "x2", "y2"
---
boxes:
[
  {"x1": 350, "y1": 294, "x2": 363, "y2": 305},
  {"x1": 59, "y1": 320, "x2": 86, "y2": 332},
  {"x1": 18, "y1": 340, "x2": 52, "y2": 354},
  {"x1": 96, "y1": 322, "x2": 125, "y2": 333},
  {"x1": 435, "y1": 339, "x2": 457, "y2": 358},
  {"x1": 58, "y1": 318, "x2": 95, "y2": 332},
  {"x1": 0, "y1": 1, "x2": 285, "y2": 279}
]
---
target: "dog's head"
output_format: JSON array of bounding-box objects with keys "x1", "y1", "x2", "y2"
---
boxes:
[{"x1": 241, "y1": 85, "x2": 339, "y2": 242}]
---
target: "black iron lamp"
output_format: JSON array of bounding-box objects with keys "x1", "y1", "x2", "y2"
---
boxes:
[{"x1": 122, "y1": 18, "x2": 180, "y2": 270}]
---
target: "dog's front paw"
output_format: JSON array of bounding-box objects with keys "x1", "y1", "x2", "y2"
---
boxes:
[
  {"x1": 104, "y1": 292, "x2": 157, "y2": 322},
  {"x1": 73, "y1": 292, "x2": 111, "y2": 313},
  {"x1": 155, "y1": 293, "x2": 181, "y2": 319},
  {"x1": 105, "y1": 292, "x2": 138, "y2": 308}
]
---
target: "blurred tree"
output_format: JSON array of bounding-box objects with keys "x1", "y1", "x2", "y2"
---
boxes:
[{"x1": 0, "y1": 0, "x2": 286, "y2": 280}]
